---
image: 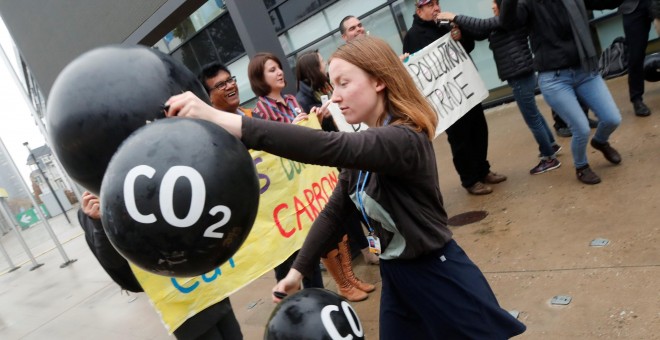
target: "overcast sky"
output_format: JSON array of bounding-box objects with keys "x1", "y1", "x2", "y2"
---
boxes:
[{"x1": 0, "y1": 17, "x2": 48, "y2": 187}]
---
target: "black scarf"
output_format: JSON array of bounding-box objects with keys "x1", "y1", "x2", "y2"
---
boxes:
[{"x1": 562, "y1": 0, "x2": 598, "y2": 72}]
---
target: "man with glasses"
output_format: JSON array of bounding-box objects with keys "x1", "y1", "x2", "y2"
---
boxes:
[
  {"x1": 199, "y1": 62, "x2": 253, "y2": 117},
  {"x1": 339, "y1": 15, "x2": 366, "y2": 42},
  {"x1": 403, "y1": 0, "x2": 506, "y2": 195}
]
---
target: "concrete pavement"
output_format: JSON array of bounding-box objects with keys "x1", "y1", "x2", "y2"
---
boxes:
[{"x1": 0, "y1": 75, "x2": 658, "y2": 339}]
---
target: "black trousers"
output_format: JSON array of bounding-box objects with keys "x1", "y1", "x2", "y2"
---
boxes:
[
  {"x1": 274, "y1": 251, "x2": 324, "y2": 288},
  {"x1": 623, "y1": 1, "x2": 653, "y2": 102},
  {"x1": 552, "y1": 98, "x2": 590, "y2": 129},
  {"x1": 445, "y1": 104, "x2": 491, "y2": 188},
  {"x1": 173, "y1": 298, "x2": 243, "y2": 340}
]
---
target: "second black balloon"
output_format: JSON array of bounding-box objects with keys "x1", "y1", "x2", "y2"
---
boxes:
[
  {"x1": 47, "y1": 44, "x2": 210, "y2": 195},
  {"x1": 100, "y1": 118, "x2": 259, "y2": 277}
]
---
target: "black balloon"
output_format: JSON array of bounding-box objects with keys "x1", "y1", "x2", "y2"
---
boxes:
[
  {"x1": 47, "y1": 44, "x2": 210, "y2": 195},
  {"x1": 265, "y1": 288, "x2": 365, "y2": 340},
  {"x1": 100, "y1": 118, "x2": 259, "y2": 277},
  {"x1": 644, "y1": 53, "x2": 660, "y2": 82}
]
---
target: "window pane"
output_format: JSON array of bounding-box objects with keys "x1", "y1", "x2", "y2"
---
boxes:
[
  {"x1": 263, "y1": 0, "x2": 278, "y2": 9},
  {"x1": 188, "y1": 31, "x2": 219, "y2": 69},
  {"x1": 171, "y1": 44, "x2": 202, "y2": 76},
  {"x1": 226, "y1": 55, "x2": 256, "y2": 105},
  {"x1": 360, "y1": 7, "x2": 403, "y2": 55},
  {"x1": 279, "y1": 0, "x2": 387, "y2": 54},
  {"x1": 391, "y1": 0, "x2": 417, "y2": 39},
  {"x1": 206, "y1": 13, "x2": 245, "y2": 63},
  {"x1": 323, "y1": 0, "x2": 386, "y2": 22},
  {"x1": 154, "y1": 0, "x2": 226, "y2": 53},
  {"x1": 269, "y1": 0, "x2": 336, "y2": 32}
]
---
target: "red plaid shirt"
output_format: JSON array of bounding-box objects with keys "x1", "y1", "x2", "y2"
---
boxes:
[{"x1": 253, "y1": 94, "x2": 303, "y2": 123}]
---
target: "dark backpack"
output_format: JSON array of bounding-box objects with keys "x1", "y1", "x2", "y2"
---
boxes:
[
  {"x1": 598, "y1": 37, "x2": 628, "y2": 80},
  {"x1": 78, "y1": 209, "x2": 143, "y2": 293}
]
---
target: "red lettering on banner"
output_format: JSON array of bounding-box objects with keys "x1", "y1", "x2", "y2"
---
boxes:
[
  {"x1": 312, "y1": 182, "x2": 327, "y2": 207},
  {"x1": 294, "y1": 196, "x2": 314, "y2": 231},
  {"x1": 272, "y1": 171, "x2": 339, "y2": 238},
  {"x1": 273, "y1": 203, "x2": 295, "y2": 237},
  {"x1": 327, "y1": 171, "x2": 338, "y2": 184},
  {"x1": 303, "y1": 189, "x2": 321, "y2": 217}
]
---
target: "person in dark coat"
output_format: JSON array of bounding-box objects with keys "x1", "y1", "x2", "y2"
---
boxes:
[
  {"x1": 500, "y1": 0, "x2": 624, "y2": 185},
  {"x1": 403, "y1": 0, "x2": 506, "y2": 195},
  {"x1": 620, "y1": 0, "x2": 653, "y2": 116},
  {"x1": 78, "y1": 191, "x2": 243, "y2": 340},
  {"x1": 438, "y1": 0, "x2": 562, "y2": 175}
]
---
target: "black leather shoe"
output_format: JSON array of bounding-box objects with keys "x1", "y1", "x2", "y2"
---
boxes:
[
  {"x1": 576, "y1": 165, "x2": 601, "y2": 185},
  {"x1": 633, "y1": 99, "x2": 651, "y2": 117},
  {"x1": 590, "y1": 139, "x2": 621, "y2": 164},
  {"x1": 555, "y1": 127, "x2": 572, "y2": 137}
]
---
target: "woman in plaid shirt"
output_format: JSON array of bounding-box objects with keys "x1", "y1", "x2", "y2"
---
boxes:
[{"x1": 248, "y1": 52, "x2": 307, "y2": 124}]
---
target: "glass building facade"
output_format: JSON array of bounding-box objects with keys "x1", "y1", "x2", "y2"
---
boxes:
[{"x1": 154, "y1": 0, "x2": 658, "y2": 108}]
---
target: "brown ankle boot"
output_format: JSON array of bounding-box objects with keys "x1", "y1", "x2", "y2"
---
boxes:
[
  {"x1": 321, "y1": 249, "x2": 368, "y2": 302},
  {"x1": 338, "y1": 236, "x2": 376, "y2": 293}
]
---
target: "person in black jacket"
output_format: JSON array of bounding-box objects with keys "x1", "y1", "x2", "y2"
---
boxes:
[
  {"x1": 438, "y1": 0, "x2": 562, "y2": 175},
  {"x1": 403, "y1": 0, "x2": 507, "y2": 195},
  {"x1": 78, "y1": 191, "x2": 243, "y2": 339},
  {"x1": 620, "y1": 0, "x2": 653, "y2": 117},
  {"x1": 295, "y1": 51, "x2": 337, "y2": 132},
  {"x1": 500, "y1": 0, "x2": 624, "y2": 185},
  {"x1": 78, "y1": 191, "x2": 142, "y2": 293}
]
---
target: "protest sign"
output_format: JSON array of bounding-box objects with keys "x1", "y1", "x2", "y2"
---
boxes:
[{"x1": 405, "y1": 34, "x2": 488, "y2": 137}]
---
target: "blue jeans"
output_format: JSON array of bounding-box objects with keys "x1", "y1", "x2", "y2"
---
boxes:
[
  {"x1": 508, "y1": 73, "x2": 556, "y2": 158},
  {"x1": 538, "y1": 68, "x2": 621, "y2": 168}
]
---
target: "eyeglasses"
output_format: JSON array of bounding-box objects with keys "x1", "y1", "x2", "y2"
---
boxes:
[{"x1": 211, "y1": 76, "x2": 237, "y2": 91}]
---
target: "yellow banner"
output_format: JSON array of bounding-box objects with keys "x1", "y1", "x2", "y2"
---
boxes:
[{"x1": 131, "y1": 116, "x2": 338, "y2": 333}]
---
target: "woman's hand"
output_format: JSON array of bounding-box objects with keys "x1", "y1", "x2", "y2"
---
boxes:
[
  {"x1": 292, "y1": 113, "x2": 309, "y2": 124},
  {"x1": 165, "y1": 91, "x2": 243, "y2": 138},
  {"x1": 81, "y1": 191, "x2": 101, "y2": 220},
  {"x1": 272, "y1": 269, "x2": 303, "y2": 303},
  {"x1": 165, "y1": 91, "x2": 221, "y2": 121},
  {"x1": 310, "y1": 99, "x2": 333, "y2": 124}
]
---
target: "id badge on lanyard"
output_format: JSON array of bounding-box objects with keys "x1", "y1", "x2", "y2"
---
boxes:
[
  {"x1": 356, "y1": 114, "x2": 392, "y2": 256},
  {"x1": 357, "y1": 171, "x2": 381, "y2": 255}
]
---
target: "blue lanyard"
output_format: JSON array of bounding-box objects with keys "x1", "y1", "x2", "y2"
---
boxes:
[
  {"x1": 263, "y1": 97, "x2": 298, "y2": 122},
  {"x1": 355, "y1": 113, "x2": 392, "y2": 234},
  {"x1": 356, "y1": 170, "x2": 374, "y2": 233}
]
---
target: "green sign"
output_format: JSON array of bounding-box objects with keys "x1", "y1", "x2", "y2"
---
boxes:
[
  {"x1": 17, "y1": 209, "x2": 39, "y2": 228},
  {"x1": 16, "y1": 205, "x2": 50, "y2": 229}
]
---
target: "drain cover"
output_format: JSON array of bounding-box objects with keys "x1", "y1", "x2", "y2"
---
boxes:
[
  {"x1": 551, "y1": 295, "x2": 572, "y2": 305},
  {"x1": 590, "y1": 238, "x2": 610, "y2": 247},
  {"x1": 447, "y1": 211, "x2": 488, "y2": 227}
]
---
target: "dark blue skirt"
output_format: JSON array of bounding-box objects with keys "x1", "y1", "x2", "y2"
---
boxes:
[{"x1": 379, "y1": 239, "x2": 526, "y2": 339}]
